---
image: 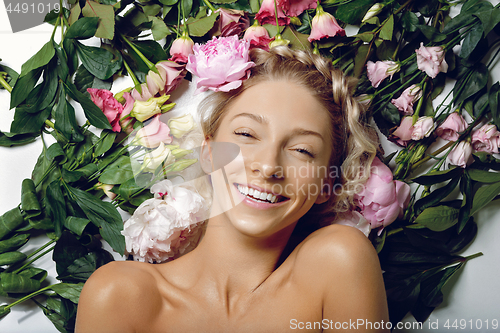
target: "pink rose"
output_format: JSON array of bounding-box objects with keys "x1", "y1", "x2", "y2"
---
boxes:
[
  {"x1": 87, "y1": 88, "x2": 123, "y2": 132},
  {"x1": 217, "y1": 8, "x2": 250, "y2": 37},
  {"x1": 278, "y1": 0, "x2": 317, "y2": 17},
  {"x1": 169, "y1": 33, "x2": 194, "y2": 64},
  {"x1": 471, "y1": 124, "x2": 500, "y2": 154},
  {"x1": 134, "y1": 115, "x2": 173, "y2": 148},
  {"x1": 415, "y1": 43, "x2": 448, "y2": 78},
  {"x1": 307, "y1": 4, "x2": 345, "y2": 42},
  {"x1": 411, "y1": 116, "x2": 434, "y2": 141},
  {"x1": 243, "y1": 23, "x2": 272, "y2": 51},
  {"x1": 255, "y1": 0, "x2": 289, "y2": 26},
  {"x1": 435, "y1": 112, "x2": 467, "y2": 141},
  {"x1": 334, "y1": 211, "x2": 371, "y2": 237},
  {"x1": 366, "y1": 60, "x2": 399, "y2": 88},
  {"x1": 186, "y1": 35, "x2": 255, "y2": 94},
  {"x1": 391, "y1": 84, "x2": 422, "y2": 115},
  {"x1": 355, "y1": 158, "x2": 411, "y2": 230},
  {"x1": 391, "y1": 116, "x2": 414, "y2": 146},
  {"x1": 447, "y1": 141, "x2": 472, "y2": 168}
]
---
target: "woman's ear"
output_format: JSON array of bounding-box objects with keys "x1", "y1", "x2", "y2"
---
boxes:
[
  {"x1": 315, "y1": 180, "x2": 332, "y2": 204},
  {"x1": 200, "y1": 137, "x2": 213, "y2": 175}
]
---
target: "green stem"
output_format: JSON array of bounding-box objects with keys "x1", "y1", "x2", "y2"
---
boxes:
[
  {"x1": 274, "y1": 0, "x2": 282, "y2": 37},
  {"x1": 13, "y1": 244, "x2": 56, "y2": 274},
  {"x1": 1, "y1": 285, "x2": 53, "y2": 312},
  {"x1": 44, "y1": 119, "x2": 55, "y2": 129},
  {"x1": 201, "y1": 0, "x2": 216, "y2": 12},
  {"x1": 123, "y1": 59, "x2": 141, "y2": 91},
  {"x1": 412, "y1": 80, "x2": 427, "y2": 122},
  {"x1": 0, "y1": 73, "x2": 12, "y2": 93},
  {"x1": 410, "y1": 140, "x2": 454, "y2": 171},
  {"x1": 387, "y1": 227, "x2": 403, "y2": 236},
  {"x1": 463, "y1": 252, "x2": 483, "y2": 261},
  {"x1": 26, "y1": 239, "x2": 56, "y2": 261},
  {"x1": 120, "y1": 34, "x2": 158, "y2": 73},
  {"x1": 50, "y1": 15, "x2": 61, "y2": 41}
]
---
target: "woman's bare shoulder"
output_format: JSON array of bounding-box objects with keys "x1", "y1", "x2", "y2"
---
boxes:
[{"x1": 75, "y1": 260, "x2": 163, "y2": 333}]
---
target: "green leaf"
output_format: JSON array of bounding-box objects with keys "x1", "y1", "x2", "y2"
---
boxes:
[
  {"x1": 454, "y1": 63, "x2": 488, "y2": 105},
  {"x1": 158, "y1": 0, "x2": 177, "y2": 5},
  {"x1": 46, "y1": 181, "x2": 67, "y2": 238},
  {"x1": 442, "y1": 13, "x2": 477, "y2": 34},
  {"x1": 63, "y1": 81, "x2": 112, "y2": 130},
  {"x1": 467, "y1": 168, "x2": 500, "y2": 183},
  {"x1": 414, "y1": 176, "x2": 461, "y2": 215},
  {"x1": 0, "y1": 131, "x2": 38, "y2": 146},
  {"x1": 150, "y1": 16, "x2": 171, "y2": 40},
  {"x1": 474, "y1": 7, "x2": 500, "y2": 36},
  {"x1": 489, "y1": 82, "x2": 500, "y2": 128},
  {"x1": 420, "y1": 263, "x2": 464, "y2": 308},
  {"x1": 457, "y1": 173, "x2": 472, "y2": 233},
  {"x1": 66, "y1": 185, "x2": 125, "y2": 254},
  {"x1": 354, "y1": 44, "x2": 370, "y2": 79},
  {"x1": 21, "y1": 179, "x2": 41, "y2": 217},
  {"x1": 63, "y1": 217, "x2": 90, "y2": 236},
  {"x1": 15, "y1": 62, "x2": 58, "y2": 114},
  {"x1": 0, "y1": 234, "x2": 29, "y2": 254},
  {"x1": 460, "y1": 24, "x2": 484, "y2": 59},
  {"x1": 416, "y1": 24, "x2": 446, "y2": 42},
  {"x1": 61, "y1": 253, "x2": 98, "y2": 281},
  {"x1": 470, "y1": 182, "x2": 500, "y2": 216},
  {"x1": 81, "y1": 1, "x2": 115, "y2": 40},
  {"x1": 411, "y1": 167, "x2": 463, "y2": 185},
  {"x1": 0, "y1": 208, "x2": 25, "y2": 241},
  {"x1": 182, "y1": 0, "x2": 193, "y2": 17},
  {"x1": 0, "y1": 306, "x2": 11, "y2": 318},
  {"x1": 379, "y1": 15, "x2": 393, "y2": 41},
  {"x1": 335, "y1": 0, "x2": 375, "y2": 25},
  {"x1": 210, "y1": 0, "x2": 237, "y2": 3},
  {"x1": 47, "y1": 142, "x2": 67, "y2": 164},
  {"x1": 0, "y1": 63, "x2": 19, "y2": 89},
  {"x1": 0, "y1": 251, "x2": 27, "y2": 266},
  {"x1": 65, "y1": 17, "x2": 99, "y2": 39},
  {"x1": 282, "y1": 26, "x2": 311, "y2": 51},
  {"x1": 74, "y1": 65, "x2": 95, "y2": 94},
  {"x1": 0, "y1": 272, "x2": 41, "y2": 293},
  {"x1": 20, "y1": 41, "x2": 55, "y2": 77},
  {"x1": 63, "y1": 39, "x2": 79, "y2": 75},
  {"x1": 401, "y1": 11, "x2": 419, "y2": 32},
  {"x1": 54, "y1": 89, "x2": 85, "y2": 142},
  {"x1": 10, "y1": 67, "x2": 43, "y2": 109},
  {"x1": 186, "y1": 12, "x2": 219, "y2": 37},
  {"x1": 53, "y1": 41, "x2": 70, "y2": 81},
  {"x1": 74, "y1": 41, "x2": 122, "y2": 80},
  {"x1": 50, "y1": 283, "x2": 84, "y2": 303},
  {"x1": 94, "y1": 130, "x2": 117, "y2": 156},
  {"x1": 98, "y1": 155, "x2": 134, "y2": 184},
  {"x1": 414, "y1": 206, "x2": 459, "y2": 232}
]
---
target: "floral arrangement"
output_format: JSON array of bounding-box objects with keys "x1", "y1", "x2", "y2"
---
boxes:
[{"x1": 1, "y1": 0, "x2": 500, "y2": 331}]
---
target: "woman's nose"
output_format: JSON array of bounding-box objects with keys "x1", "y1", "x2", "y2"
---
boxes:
[{"x1": 249, "y1": 147, "x2": 284, "y2": 180}]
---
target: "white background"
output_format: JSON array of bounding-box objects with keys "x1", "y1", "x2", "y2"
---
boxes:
[{"x1": 0, "y1": 0, "x2": 500, "y2": 332}]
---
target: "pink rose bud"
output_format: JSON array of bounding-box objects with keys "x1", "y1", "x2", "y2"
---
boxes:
[
  {"x1": 411, "y1": 116, "x2": 434, "y2": 141},
  {"x1": 435, "y1": 112, "x2": 467, "y2": 141},
  {"x1": 186, "y1": 35, "x2": 255, "y2": 94},
  {"x1": 134, "y1": 115, "x2": 173, "y2": 148},
  {"x1": 391, "y1": 116, "x2": 414, "y2": 146},
  {"x1": 256, "y1": 0, "x2": 289, "y2": 26},
  {"x1": 390, "y1": 84, "x2": 422, "y2": 115},
  {"x1": 447, "y1": 141, "x2": 472, "y2": 168},
  {"x1": 277, "y1": 0, "x2": 317, "y2": 18},
  {"x1": 217, "y1": 8, "x2": 250, "y2": 37},
  {"x1": 307, "y1": 4, "x2": 345, "y2": 42},
  {"x1": 355, "y1": 158, "x2": 411, "y2": 231},
  {"x1": 87, "y1": 88, "x2": 123, "y2": 132},
  {"x1": 471, "y1": 124, "x2": 500, "y2": 154},
  {"x1": 415, "y1": 43, "x2": 448, "y2": 78},
  {"x1": 243, "y1": 22, "x2": 272, "y2": 51},
  {"x1": 169, "y1": 32, "x2": 194, "y2": 64},
  {"x1": 366, "y1": 60, "x2": 399, "y2": 88}
]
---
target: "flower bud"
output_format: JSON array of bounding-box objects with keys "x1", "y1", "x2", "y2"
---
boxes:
[
  {"x1": 168, "y1": 114, "x2": 195, "y2": 138},
  {"x1": 168, "y1": 158, "x2": 198, "y2": 172},
  {"x1": 96, "y1": 183, "x2": 116, "y2": 200},
  {"x1": 170, "y1": 32, "x2": 195, "y2": 64},
  {"x1": 289, "y1": 16, "x2": 302, "y2": 26},
  {"x1": 409, "y1": 144, "x2": 427, "y2": 164},
  {"x1": 130, "y1": 95, "x2": 174, "y2": 122},
  {"x1": 142, "y1": 142, "x2": 176, "y2": 173},
  {"x1": 269, "y1": 34, "x2": 290, "y2": 48},
  {"x1": 362, "y1": 3, "x2": 384, "y2": 23}
]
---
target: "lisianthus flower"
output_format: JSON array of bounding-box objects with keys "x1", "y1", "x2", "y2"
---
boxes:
[
  {"x1": 186, "y1": 35, "x2": 255, "y2": 94},
  {"x1": 435, "y1": 112, "x2": 467, "y2": 141},
  {"x1": 308, "y1": 4, "x2": 345, "y2": 42},
  {"x1": 471, "y1": 124, "x2": 500, "y2": 154},
  {"x1": 122, "y1": 179, "x2": 207, "y2": 263},
  {"x1": 391, "y1": 84, "x2": 422, "y2": 115},
  {"x1": 415, "y1": 43, "x2": 448, "y2": 78},
  {"x1": 130, "y1": 95, "x2": 175, "y2": 122},
  {"x1": 277, "y1": 0, "x2": 317, "y2": 17},
  {"x1": 134, "y1": 115, "x2": 173, "y2": 148},
  {"x1": 255, "y1": 0, "x2": 289, "y2": 26},
  {"x1": 96, "y1": 183, "x2": 116, "y2": 200},
  {"x1": 366, "y1": 60, "x2": 399, "y2": 88},
  {"x1": 168, "y1": 114, "x2": 195, "y2": 138},
  {"x1": 120, "y1": 92, "x2": 136, "y2": 133},
  {"x1": 411, "y1": 116, "x2": 434, "y2": 141},
  {"x1": 146, "y1": 61, "x2": 186, "y2": 97},
  {"x1": 334, "y1": 211, "x2": 371, "y2": 237},
  {"x1": 216, "y1": 8, "x2": 250, "y2": 37},
  {"x1": 391, "y1": 116, "x2": 414, "y2": 146},
  {"x1": 87, "y1": 88, "x2": 123, "y2": 132},
  {"x1": 355, "y1": 158, "x2": 410, "y2": 232},
  {"x1": 447, "y1": 141, "x2": 472, "y2": 168},
  {"x1": 169, "y1": 32, "x2": 194, "y2": 64},
  {"x1": 243, "y1": 22, "x2": 272, "y2": 51},
  {"x1": 362, "y1": 3, "x2": 384, "y2": 22},
  {"x1": 132, "y1": 83, "x2": 154, "y2": 102},
  {"x1": 142, "y1": 142, "x2": 175, "y2": 173}
]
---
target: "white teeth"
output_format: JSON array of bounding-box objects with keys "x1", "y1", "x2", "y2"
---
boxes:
[{"x1": 236, "y1": 185, "x2": 279, "y2": 203}]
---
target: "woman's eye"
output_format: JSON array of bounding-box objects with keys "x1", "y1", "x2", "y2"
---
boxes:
[
  {"x1": 234, "y1": 131, "x2": 254, "y2": 138},
  {"x1": 295, "y1": 148, "x2": 315, "y2": 158}
]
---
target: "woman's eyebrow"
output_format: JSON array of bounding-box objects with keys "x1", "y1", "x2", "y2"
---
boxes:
[
  {"x1": 231, "y1": 112, "x2": 267, "y2": 124},
  {"x1": 290, "y1": 128, "x2": 325, "y2": 141}
]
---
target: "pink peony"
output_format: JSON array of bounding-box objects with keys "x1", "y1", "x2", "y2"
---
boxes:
[
  {"x1": 243, "y1": 23, "x2": 272, "y2": 51},
  {"x1": 415, "y1": 43, "x2": 448, "y2": 78},
  {"x1": 391, "y1": 116, "x2": 414, "y2": 146},
  {"x1": 122, "y1": 180, "x2": 208, "y2": 263},
  {"x1": 87, "y1": 88, "x2": 123, "y2": 132},
  {"x1": 255, "y1": 0, "x2": 289, "y2": 26},
  {"x1": 355, "y1": 158, "x2": 411, "y2": 230},
  {"x1": 169, "y1": 33, "x2": 194, "y2": 64},
  {"x1": 278, "y1": 0, "x2": 317, "y2": 17},
  {"x1": 435, "y1": 112, "x2": 467, "y2": 141},
  {"x1": 411, "y1": 116, "x2": 434, "y2": 141},
  {"x1": 217, "y1": 8, "x2": 250, "y2": 37},
  {"x1": 186, "y1": 35, "x2": 255, "y2": 94},
  {"x1": 307, "y1": 4, "x2": 345, "y2": 42},
  {"x1": 334, "y1": 211, "x2": 371, "y2": 237},
  {"x1": 366, "y1": 60, "x2": 399, "y2": 88},
  {"x1": 391, "y1": 84, "x2": 422, "y2": 115},
  {"x1": 134, "y1": 115, "x2": 173, "y2": 148},
  {"x1": 471, "y1": 124, "x2": 500, "y2": 154},
  {"x1": 447, "y1": 141, "x2": 472, "y2": 168}
]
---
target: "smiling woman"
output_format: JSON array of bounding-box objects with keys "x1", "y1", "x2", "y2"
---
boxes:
[{"x1": 74, "y1": 46, "x2": 389, "y2": 332}]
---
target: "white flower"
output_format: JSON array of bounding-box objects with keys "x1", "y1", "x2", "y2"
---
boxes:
[
  {"x1": 142, "y1": 142, "x2": 175, "y2": 173},
  {"x1": 122, "y1": 180, "x2": 208, "y2": 263},
  {"x1": 168, "y1": 114, "x2": 195, "y2": 138}
]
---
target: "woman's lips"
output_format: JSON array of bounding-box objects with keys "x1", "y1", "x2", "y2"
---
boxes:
[{"x1": 234, "y1": 183, "x2": 289, "y2": 208}]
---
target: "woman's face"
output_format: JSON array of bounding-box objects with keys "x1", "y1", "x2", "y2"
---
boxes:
[{"x1": 206, "y1": 80, "x2": 334, "y2": 238}]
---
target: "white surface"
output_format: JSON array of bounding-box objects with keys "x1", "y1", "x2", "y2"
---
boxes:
[{"x1": 1, "y1": 1, "x2": 500, "y2": 332}]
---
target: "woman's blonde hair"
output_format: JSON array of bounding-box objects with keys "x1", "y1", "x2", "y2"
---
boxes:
[{"x1": 199, "y1": 46, "x2": 378, "y2": 223}]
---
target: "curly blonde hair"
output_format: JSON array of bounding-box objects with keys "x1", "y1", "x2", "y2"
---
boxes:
[{"x1": 199, "y1": 46, "x2": 378, "y2": 223}]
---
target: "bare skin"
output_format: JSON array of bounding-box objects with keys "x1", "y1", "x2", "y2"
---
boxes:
[{"x1": 75, "y1": 81, "x2": 389, "y2": 333}]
